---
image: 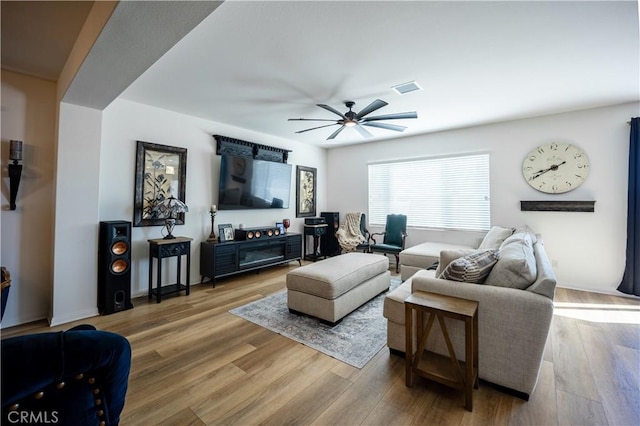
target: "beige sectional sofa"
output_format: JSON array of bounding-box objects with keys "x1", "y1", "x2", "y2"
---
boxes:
[{"x1": 384, "y1": 227, "x2": 557, "y2": 399}]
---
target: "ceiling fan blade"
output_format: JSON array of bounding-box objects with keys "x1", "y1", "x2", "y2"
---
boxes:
[
  {"x1": 327, "y1": 125, "x2": 346, "y2": 140},
  {"x1": 362, "y1": 111, "x2": 418, "y2": 121},
  {"x1": 317, "y1": 104, "x2": 348, "y2": 119},
  {"x1": 354, "y1": 124, "x2": 374, "y2": 139},
  {"x1": 288, "y1": 118, "x2": 338, "y2": 122},
  {"x1": 295, "y1": 123, "x2": 339, "y2": 134},
  {"x1": 356, "y1": 99, "x2": 388, "y2": 119},
  {"x1": 362, "y1": 122, "x2": 407, "y2": 132}
]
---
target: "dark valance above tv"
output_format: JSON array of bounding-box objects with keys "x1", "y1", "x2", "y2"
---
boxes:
[{"x1": 213, "y1": 135, "x2": 291, "y2": 163}]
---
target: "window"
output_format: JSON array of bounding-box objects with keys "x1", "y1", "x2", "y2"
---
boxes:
[{"x1": 368, "y1": 153, "x2": 490, "y2": 231}]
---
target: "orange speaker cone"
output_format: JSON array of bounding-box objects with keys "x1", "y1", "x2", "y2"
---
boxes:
[
  {"x1": 111, "y1": 259, "x2": 128, "y2": 274},
  {"x1": 111, "y1": 241, "x2": 128, "y2": 255}
]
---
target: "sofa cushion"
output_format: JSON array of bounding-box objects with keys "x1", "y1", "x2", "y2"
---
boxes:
[
  {"x1": 435, "y1": 248, "x2": 478, "y2": 277},
  {"x1": 439, "y1": 249, "x2": 499, "y2": 283},
  {"x1": 514, "y1": 224, "x2": 538, "y2": 244},
  {"x1": 478, "y1": 226, "x2": 515, "y2": 250},
  {"x1": 526, "y1": 241, "x2": 557, "y2": 299},
  {"x1": 484, "y1": 232, "x2": 537, "y2": 289}
]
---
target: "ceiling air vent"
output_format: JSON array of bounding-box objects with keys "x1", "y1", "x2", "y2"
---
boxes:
[{"x1": 392, "y1": 80, "x2": 422, "y2": 95}]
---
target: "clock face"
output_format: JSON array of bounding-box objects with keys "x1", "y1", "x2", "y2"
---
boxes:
[{"x1": 522, "y1": 142, "x2": 590, "y2": 194}]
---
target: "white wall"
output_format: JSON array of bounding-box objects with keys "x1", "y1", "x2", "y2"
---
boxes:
[
  {"x1": 327, "y1": 102, "x2": 639, "y2": 295},
  {"x1": 50, "y1": 102, "x2": 103, "y2": 326},
  {"x1": 1, "y1": 71, "x2": 57, "y2": 328},
  {"x1": 101, "y1": 98, "x2": 327, "y2": 298}
]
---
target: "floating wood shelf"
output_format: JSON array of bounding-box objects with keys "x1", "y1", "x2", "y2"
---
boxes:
[{"x1": 520, "y1": 200, "x2": 596, "y2": 212}]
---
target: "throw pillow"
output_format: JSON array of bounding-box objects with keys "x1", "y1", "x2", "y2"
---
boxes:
[
  {"x1": 435, "y1": 248, "x2": 478, "y2": 277},
  {"x1": 438, "y1": 249, "x2": 500, "y2": 284},
  {"x1": 484, "y1": 232, "x2": 537, "y2": 289},
  {"x1": 478, "y1": 226, "x2": 515, "y2": 250}
]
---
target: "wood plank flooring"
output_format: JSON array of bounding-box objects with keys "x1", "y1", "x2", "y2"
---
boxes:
[{"x1": 2, "y1": 262, "x2": 639, "y2": 425}]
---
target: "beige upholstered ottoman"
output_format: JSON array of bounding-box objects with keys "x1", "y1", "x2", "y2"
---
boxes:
[{"x1": 286, "y1": 253, "x2": 391, "y2": 325}]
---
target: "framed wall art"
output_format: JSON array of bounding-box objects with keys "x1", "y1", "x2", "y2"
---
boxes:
[
  {"x1": 296, "y1": 165, "x2": 317, "y2": 218},
  {"x1": 134, "y1": 141, "x2": 187, "y2": 227}
]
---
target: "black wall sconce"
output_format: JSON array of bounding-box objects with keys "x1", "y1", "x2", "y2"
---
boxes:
[{"x1": 8, "y1": 140, "x2": 23, "y2": 210}]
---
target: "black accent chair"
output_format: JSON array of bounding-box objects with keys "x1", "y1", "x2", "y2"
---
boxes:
[
  {"x1": 1, "y1": 325, "x2": 131, "y2": 425},
  {"x1": 355, "y1": 213, "x2": 372, "y2": 253},
  {"x1": 370, "y1": 214, "x2": 408, "y2": 273}
]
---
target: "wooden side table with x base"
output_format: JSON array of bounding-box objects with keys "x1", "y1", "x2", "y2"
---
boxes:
[{"x1": 405, "y1": 290, "x2": 479, "y2": 411}]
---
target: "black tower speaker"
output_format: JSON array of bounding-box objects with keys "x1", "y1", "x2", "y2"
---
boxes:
[
  {"x1": 98, "y1": 221, "x2": 133, "y2": 315},
  {"x1": 320, "y1": 212, "x2": 340, "y2": 256}
]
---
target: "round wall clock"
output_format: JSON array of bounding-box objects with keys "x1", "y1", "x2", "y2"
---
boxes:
[{"x1": 522, "y1": 142, "x2": 590, "y2": 194}]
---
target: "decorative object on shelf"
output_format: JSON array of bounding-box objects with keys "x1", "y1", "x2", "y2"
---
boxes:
[
  {"x1": 522, "y1": 142, "x2": 590, "y2": 194},
  {"x1": 153, "y1": 196, "x2": 189, "y2": 239},
  {"x1": 207, "y1": 205, "x2": 218, "y2": 242},
  {"x1": 134, "y1": 141, "x2": 187, "y2": 227},
  {"x1": 213, "y1": 134, "x2": 291, "y2": 163},
  {"x1": 296, "y1": 166, "x2": 316, "y2": 218},
  {"x1": 276, "y1": 222, "x2": 285, "y2": 235},
  {"x1": 282, "y1": 219, "x2": 290, "y2": 234},
  {"x1": 520, "y1": 200, "x2": 595, "y2": 212},
  {"x1": 218, "y1": 223, "x2": 234, "y2": 242},
  {"x1": 8, "y1": 140, "x2": 23, "y2": 210}
]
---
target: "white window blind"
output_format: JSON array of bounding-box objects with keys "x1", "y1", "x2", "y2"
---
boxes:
[{"x1": 368, "y1": 153, "x2": 490, "y2": 231}]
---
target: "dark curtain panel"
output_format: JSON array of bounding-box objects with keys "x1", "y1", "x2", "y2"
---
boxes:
[{"x1": 618, "y1": 117, "x2": 640, "y2": 296}]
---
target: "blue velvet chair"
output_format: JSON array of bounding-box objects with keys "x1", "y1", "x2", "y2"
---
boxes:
[
  {"x1": 370, "y1": 214, "x2": 408, "y2": 273},
  {"x1": 1, "y1": 325, "x2": 131, "y2": 425}
]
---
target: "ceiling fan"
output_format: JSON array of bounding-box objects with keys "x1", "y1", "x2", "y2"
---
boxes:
[{"x1": 288, "y1": 99, "x2": 418, "y2": 140}]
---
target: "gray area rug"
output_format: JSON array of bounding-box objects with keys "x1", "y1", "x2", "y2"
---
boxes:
[{"x1": 230, "y1": 278, "x2": 401, "y2": 368}]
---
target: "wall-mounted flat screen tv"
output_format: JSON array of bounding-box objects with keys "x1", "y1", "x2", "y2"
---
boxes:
[{"x1": 218, "y1": 154, "x2": 292, "y2": 210}]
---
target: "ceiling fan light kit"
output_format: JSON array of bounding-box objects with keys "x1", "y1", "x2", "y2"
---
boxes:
[{"x1": 289, "y1": 99, "x2": 418, "y2": 140}]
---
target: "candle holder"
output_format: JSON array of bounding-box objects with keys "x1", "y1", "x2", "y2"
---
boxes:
[{"x1": 207, "y1": 210, "x2": 218, "y2": 242}]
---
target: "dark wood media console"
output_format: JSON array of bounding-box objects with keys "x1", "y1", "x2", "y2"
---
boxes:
[{"x1": 200, "y1": 233, "x2": 302, "y2": 286}]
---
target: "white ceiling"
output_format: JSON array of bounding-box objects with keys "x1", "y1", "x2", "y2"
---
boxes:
[
  {"x1": 119, "y1": 0, "x2": 639, "y2": 146},
  {"x1": 3, "y1": 1, "x2": 639, "y2": 147}
]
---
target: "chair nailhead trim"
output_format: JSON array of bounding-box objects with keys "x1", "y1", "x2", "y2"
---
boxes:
[
  {"x1": 88, "y1": 377, "x2": 96, "y2": 384},
  {"x1": 75, "y1": 373, "x2": 84, "y2": 380},
  {"x1": 95, "y1": 398, "x2": 102, "y2": 406},
  {"x1": 56, "y1": 382, "x2": 65, "y2": 389},
  {"x1": 99, "y1": 421, "x2": 106, "y2": 426},
  {"x1": 9, "y1": 404, "x2": 19, "y2": 411},
  {"x1": 93, "y1": 388, "x2": 100, "y2": 395},
  {"x1": 34, "y1": 391, "x2": 44, "y2": 399}
]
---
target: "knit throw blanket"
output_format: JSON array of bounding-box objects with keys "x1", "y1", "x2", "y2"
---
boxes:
[{"x1": 336, "y1": 212, "x2": 366, "y2": 252}]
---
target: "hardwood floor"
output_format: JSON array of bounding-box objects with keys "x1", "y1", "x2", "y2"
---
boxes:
[{"x1": 3, "y1": 262, "x2": 639, "y2": 425}]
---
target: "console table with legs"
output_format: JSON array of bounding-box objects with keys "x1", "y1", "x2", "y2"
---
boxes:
[
  {"x1": 303, "y1": 224, "x2": 327, "y2": 261},
  {"x1": 200, "y1": 232, "x2": 302, "y2": 286},
  {"x1": 148, "y1": 237, "x2": 192, "y2": 303}
]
